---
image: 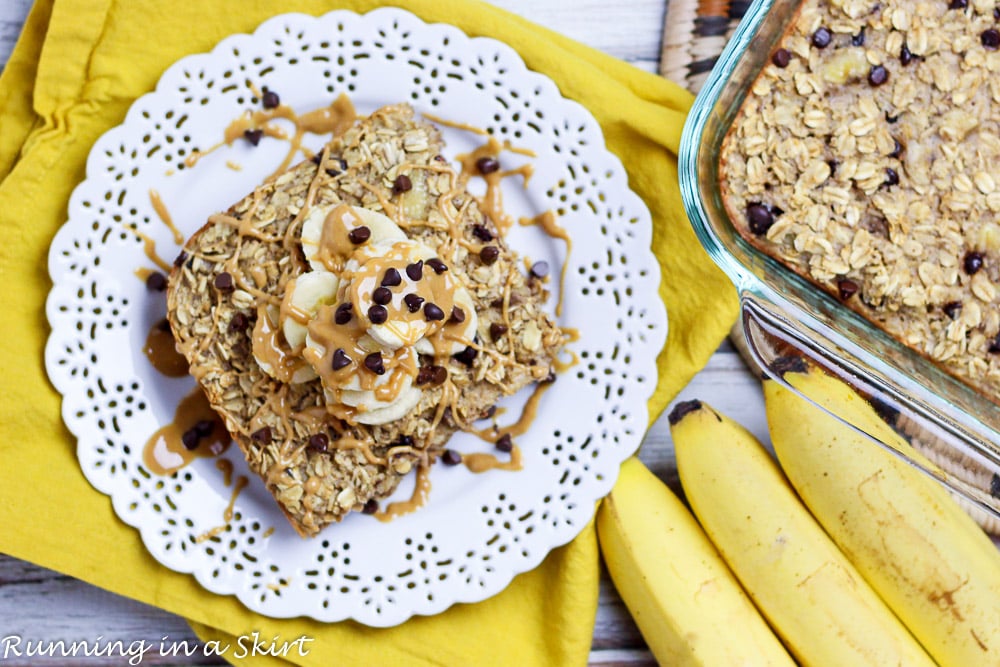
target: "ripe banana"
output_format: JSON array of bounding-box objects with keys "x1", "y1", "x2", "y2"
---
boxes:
[
  {"x1": 596, "y1": 457, "x2": 794, "y2": 666},
  {"x1": 764, "y1": 361, "x2": 1000, "y2": 666},
  {"x1": 670, "y1": 400, "x2": 935, "y2": 667}
]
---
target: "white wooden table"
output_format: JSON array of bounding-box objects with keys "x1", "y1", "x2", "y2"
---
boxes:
[{"x1": 0, "y1": 1, "x2": 767, "y2": 663}]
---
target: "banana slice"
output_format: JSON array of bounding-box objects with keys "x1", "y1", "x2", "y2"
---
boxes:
[
  {"x1": 254, "y1": 306, "x2": 318, "y2": 384},
  {"x1": 282, "y1": 270, "x2": 339, "y2": 349},
  {"x1": 300, "y1": 204, "x2": 406, "y2": 271},
  {"x1": 350, "y1": 385, "x2": 423, "y2": 426}
]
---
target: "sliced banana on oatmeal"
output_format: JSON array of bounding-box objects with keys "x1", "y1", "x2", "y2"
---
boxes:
[
  {"x1": 300, "y1": 203, "x2": 406, "y2": 271},
  {"x1": 282, "y1": 270, "x2": 340, "y2": 349}
]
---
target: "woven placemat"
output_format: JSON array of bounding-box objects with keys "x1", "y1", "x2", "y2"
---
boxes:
[{"x1": 660, "y1": 0, "x2": 752, "y2": 93}]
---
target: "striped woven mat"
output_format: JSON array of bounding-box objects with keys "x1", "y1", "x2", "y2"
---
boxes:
[{"x1": 660, "y1": 0, "x2": 752, "y2": 93}]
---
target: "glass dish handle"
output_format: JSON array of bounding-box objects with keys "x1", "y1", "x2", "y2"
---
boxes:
[{"x1": 738, "y1": 289, "x2": 1000, "y2": 531}]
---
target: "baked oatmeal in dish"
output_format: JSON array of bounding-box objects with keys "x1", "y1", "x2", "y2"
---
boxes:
[
  {"x1": 166, "y1": 104, "x2": 565, "y2": 537},
  {"x1": 721, "y1": 0, "x2": 1000, "y2": 398}
]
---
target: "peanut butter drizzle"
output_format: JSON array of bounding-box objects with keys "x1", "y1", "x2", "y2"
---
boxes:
[
  {"x1": 520, "y1": 210, "x2": 572, "y2": 316},
  {"x1": 456, "y1": 136, "x2": 516, "y2": 235},
  {"x1": 249, "y1": 265, "x2": 269, "y2": 288},
  {"x1": 148, "y1": 189, "x2": 184, "y2": 245},
  {"x1": 142, "y1": 387, "x2": 230, "y2": 476},
  {"x1": 464, "y1": 444, "x2": 523, "y2": 474},
  {"x1": 129, "y1": 226, "x2": 173, "y2": 273},
  {"x1": 195, "y1": 474, "x2": 249, "y2": 542},
  {"x1": 216, "y1": 458, "x2": 234, "y2": 487},
  {"x1": 472, "y1": 381, "x2": 553, "y2": 444},
  {"x1": 421, "y1": 112, "x2": 489, "y2": 135},
  {"x1": 252, "y1": 305, "x2": 306, "y2": 383},
  {"x1": 263, "y1": 527, "x2": 275, "y2": 538},
  {"x1": 374, "y1": 463, "x2": 431, "y2": 522},
  {"x1": 225, "y1": 160, "x2": 243, "y2": 171},
  {"x1": 279, "y1": 278, "x2": 312, "y2": 326},
  {"x1": 144, "y1": 320, "x2": 189, "y2": 377},
  {"x1": 316, "y1": 203, "x2": 365, "y2": 273}
]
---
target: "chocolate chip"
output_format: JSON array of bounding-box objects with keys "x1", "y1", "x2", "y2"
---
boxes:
[
  {"x1": 382, "y1": 267, "x2": 402, "y2": 287},
  {"x1": 426, "y1": 258, "x2": 448, "y2": 274},
  {"x1": 441, "y1": 449, "x2": 463, "y2": 465},
  {"x1": 372, "y1": 286, "x2": 392, "y2": 305},
  {"x1": 362, "y1": 499, "x2": 379, "y2": 514},
  {"x1": 995, "y1": 7, "x2": 1000, "y2": 20},
  {"x1": 181, "y1": 428, "x2": 201, "y2": 450},
  {"x1": 332, "y1": 348, "x2": 352, "y2": 370},
  {"x1": 416, "y1": 364, "x2": 448, "y2": 386},
  {"x1": 335, "y1": 303, "x2": 353, "y2": 324},
  {"x1": 364, "y1": 352, "x2": 386, "y2": 375},
  {"x1": 982, "y1": 29, "x2": 1000, "y2": 50},
  {"x1": 396, "y1": 434, "x2": 414, "y2": 447},
  {"x1": 261, "y1": 87, "x2": 280, "y2": 109},
  {"x1": 746, "y1": 203, "x2": 774, "y2": 236},
  {"x1": 454, "y1": 345, "x2": 478, "y2": 366},
  {"x1": 883, "y1": 168, "x2": 900, "y2": 187},
  {"x1": 943, "y1": 301, "x2": 963, "y2": 320},
  {"x1": 326, "y1": 167, "x2": 341, "y2": 177},
  {"x1": 433, "y1": 154, "x2": 447, "y2": 162},
  {"x1": 837, "y1": 278, "x2": 859, "y2": 300},
  {"x1": 771, "y1": 48, "x2": 791, "y2": 68},
  {"x1": 244, "y1": 128, "x2": 263, "y2": 146},
  {"x1": 403, "y1": 293, "x2": 425, "y2": 313},
  {"x1": 348, "y1": 226, "x2": 371, "y2": 244},
  {"x1": 868, "y1": 65, "x2": 889, "y2": 87},
  {"x1": 214, "y1": 272, "x2": 235, "y2": 292},
  {"x1": 392, "y1": 174, "x2": 413, "y2": 194},
  {"x1": 811, "y1": 27, "x2": 832, "y2": 49},
  {"x1": 251, "y1": 426, "x2": 272, "y2": 444},
  {"x1": 949, "y1": 0, "x2": 967, "y2": 8},
  {"x1": 490, "y1": 323, "x2": 508, "y2": 341},
  {"x1": 449, "y1": 306, "x2": 466, "y2": 324},
  {"x1": 495, "y1": 433, "x2": 513, "y2": 453},
  {"x1": 885, "y1": 111, "x2": 898, "y2": 124},
  {"x1": 145, "y1": 271, "x2": 167, "y2": 292},
  {"x1": 157, "y1": 318, "x2": 172, "y2": 332},
  {"x1": 964, "y1": 251, "x2": 985, "y2": 275},
  {"x1": 406, "y1": 260, "x2": 424, "y2": 281},
  {"x1": 472, "y1": 224, "x2": 493, "y2": 241},
  {"x1": 827, "y1": 159, "x2": 839, "y2": 176},
  {"x1": 311, "y1": 152, "x2": 325, "y2": 165},
  {"x1": 990, "y1": 334, "x2": 1000, "y2": 354},
  {"x1": 476, "y1": 157, "x2": 500, "y2": 174},
  {"x1": 900, "y1": 43, "x2": 914, "y2": 66},
  {"x1": 851, "y1": 28, "x2": 865, "y2": 47},
  {"x1": 368, "y1": 304, "x2": 388, "y2": 324},
  {"x1": 889, "y1": 139, "x2": 904, "y2": 159},
  {"x1": 229, "y1": 312, "x2": 250, "y2": 332},
  {"x1": 529, "y1": 261, "x2": 550, "y2": 278},
  {"x1": 308, "y1": 433, "x2": 329, "y2": 453},
  {"x1": 194, "y1": 420, "x2": 215, "y2": 437},
  {"x1": 479, "y1": 246, "x2": 500, "y2": 265},
  {"x1": 173, "y1": 251, "x2": 188, "y2": 268},
  {"x1": 424, "y1": 303, "x2": 445, "y2": 321}
]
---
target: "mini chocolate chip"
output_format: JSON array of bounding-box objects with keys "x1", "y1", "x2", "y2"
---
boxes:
[
  {"x1": 348, "y1": 226, "x2": 371, "y2": 244},
  {"x1": 851, "y1": 28, "x2": 865, "y2": 46},
  {"x1": 145, "y1": 271, "x2": 167, "y2": 292},
  {"x1": 746, "y1": 203, "x2": 774, "y2": 236},
  {"x1": 181, "y1": 428, "x2": 201, "y2": 450},
  {"x1": 372, "y1": 286, "x2": 392, "y2": 305},
  {"x1": 332, "y1": 348, "x2": 352, "y2": 370},
  {"x1": 943, "y1": 301, "x2": 963, "y2": 320},
  {"x1": 392, "y1": 174, "x2": 413, "y2": 194},
  {"x1": 476, "y1": 156, "x2": 500, "y2": 174},
  {"x1": 837, "y1": 278, "x2": 859, "y2": 300},
  {"x1": 811, "y1": 27, "x2": 832, "y2": 48},
  {"x1": 416, "y1": 365, "x2": 448, "y2": 386},
  {"x1": 326, "y1": 167, "x2": 341, "y2": 177},
  {"x1": 995, "y1": 7, "x2": 1000, "y2": 20},
  {"x1": 900, "y1": 43, "x2": 914, "y2": 66},
  {"x1": 885, "y1": 111, "x2": 898, "y2": 124},
  {"x1": 368, "y1": 304, "x2": 388, "y2": 324},
  {"x1": 949, "y1": 0, "x2": 967, "y2": 8},
  {"x1": 472, "y1": 224, "x2": 493, "y2": 241},
  {"x1": 426, "y1": 258, "x2": 448, "y2": 274},
  {"x1": 173, "y1": 251, "x2": 188, "y2": 267},
  {"x1": 214, "y1": 272, "x2": 235, "y2": 292},
  {"x1": 964, "y1": 251, "x2": 985, "y2": 275},
  {"x1": 449, "y1": 306, "x2": 466, "y2": 324},
  {"x1": 157, "y1": 318, "x2": 172, "y2": 332},
  {"x1": 990, "y1": 334, "x2": 1000, "y2": 354},
  {"x1": 404, "y1": 293, "x2": 425, "y2": 313},
  {"x1": 490, "y1": 323, "x2": 508, "y2": 341},
  {"x1": 194, "y1": 420, "x2": 215, "y2": 437},
  {"x1": 982, "y1": 29, "x2": 1000, "y2": 50},
  {"x1": 454, "y1": 345, "x2": 478, "y2": 366},
  {"x1": 406, "y1": 260, "x2": 424, "y2": 281},
  {"x1": 433, "y1": 154, "x2": 447, "y2": 162},
  {"x1": 884, "y1": 168, "x2": 900, "y2": 187},
  {"x1": 530, "y1": 261, "x2": 550, "y2": 279},
  {"x1": 827, "y1": 159, "x2": 839, "y2": 176},
  {"x1": 261, "y1": 87, "x2": 280, "y2": 109},
  {"x1": 495, "y1": 433, "x2": 513, "y2": 453},
  {"x1": 424, "y1": 302, "x2": 445, "y2": 321},
  {"x1": 479, "y1": 246, "x2": 500, "y2": 265},
  {"x1": 889, "y1": 139, "x2": 904, "y2": 159},
  {"x1": 244, "y1": 128, "x2": 263, "y2": 146},
  {"x1": 362, "y1": 499, "x2": 379, "y2": 514},
  {"x1": 868, "y1": 65, "x2": 889, "y2": 87},
  {"x1": 251, "y1": 426, "x2": 272, "y2": 444},
  {"x1": 396, "y1": 434, "x2": 415, "y2": 447},
  {"x1": 229, "y1": 312, "x2": 250, "y2": 332},
  {"x1": 335, "y1": 303, "x2": 353, "y2": 324},
  {"x1": 771, "y1": 48, "x2": 791, "y2": 68},
  {"x1": 381, "y1": 267, "x2": 402, "y2": 287},
  {"x1": 364, "y1": 352, "x2": 386, "y2": 375},
  {"x1": 308, "y1": 433, "x2": 329, "y2": 452},
  {"x1": 311, "y1": 152, "x2": 325, "y2": 165},
  {"x1": 441, "y1": 449, "x2": 463, "y2": 465}
]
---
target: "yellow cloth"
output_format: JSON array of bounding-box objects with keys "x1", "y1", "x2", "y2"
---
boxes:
[{"x1": 0, "y1": 0, "x2": 738, "y2": 664}]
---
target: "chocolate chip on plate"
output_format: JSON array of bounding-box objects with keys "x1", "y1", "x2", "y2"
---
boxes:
[
  {"x1": 146, "y1": 271, "x2": 167, "y2": 292},
  {"x1": 348, "y1": 226, "x2": 371, "y2": 244},
  {"x1": 495, "y1": 433, "x2": 513, "y2": 453},
  {"x1": 364, "y1": 352, "x2": 386, "y2": 375},
  {"x1": 476, "y1": 157, "x2": 500, "y2": 174},
  {"x1": 362, "y1": 499, "x2": 380, "y2": 514},
  {"x1": 529, "y1": 261, "x2": 550, "y2": 279},
  {"x1": 261, "y1": 87, "x2": 280, "y2": 109},
  {"x1": 368, "y1": 304, "x2": 388, "y2": 324},
  {"x1": 332, "y1": 348, "x2": 352, "y2": 370},
  {"x1": 181, "y1": 428, "x2": 201, "y2": 451},
  {"x1": 244, "y1": 128, "x2": 264, "y2": 146},
  {"x1": 194, "y1": 420, "x2": 215, "y2": 437},
  {"x1": 441, "y1": 449, "x2": 463, "y2": 465}
]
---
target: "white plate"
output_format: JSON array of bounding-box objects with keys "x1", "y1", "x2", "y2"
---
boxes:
[{"x1": 45, "y1": 8, "x2": 665, "y2": 626}]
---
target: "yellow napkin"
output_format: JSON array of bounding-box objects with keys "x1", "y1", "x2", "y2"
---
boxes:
[{"x1": 0, "y1": 0, "x2": 738, "y2": 664}]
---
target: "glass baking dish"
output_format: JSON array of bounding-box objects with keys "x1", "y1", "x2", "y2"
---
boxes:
[{"x1": 679, "y1": 0, "x2": 1000, "y2": 524}]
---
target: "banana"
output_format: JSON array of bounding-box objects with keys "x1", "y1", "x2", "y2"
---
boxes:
[
  {"x1": 596, "y1": 457, "x2": 794, "y2": 666},
  {"x1": 282, "y1": 270, "x2": 339, "y2": 349},
  {"x1": 764, "y1": 361, "x2": 1000, "y2": 665},
  {"x1": 670, "y1": 400, "x2": 935, "y2": 667},
  {"x1": 300, "y1": 203, "x2": 406, "y2": 271}
]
